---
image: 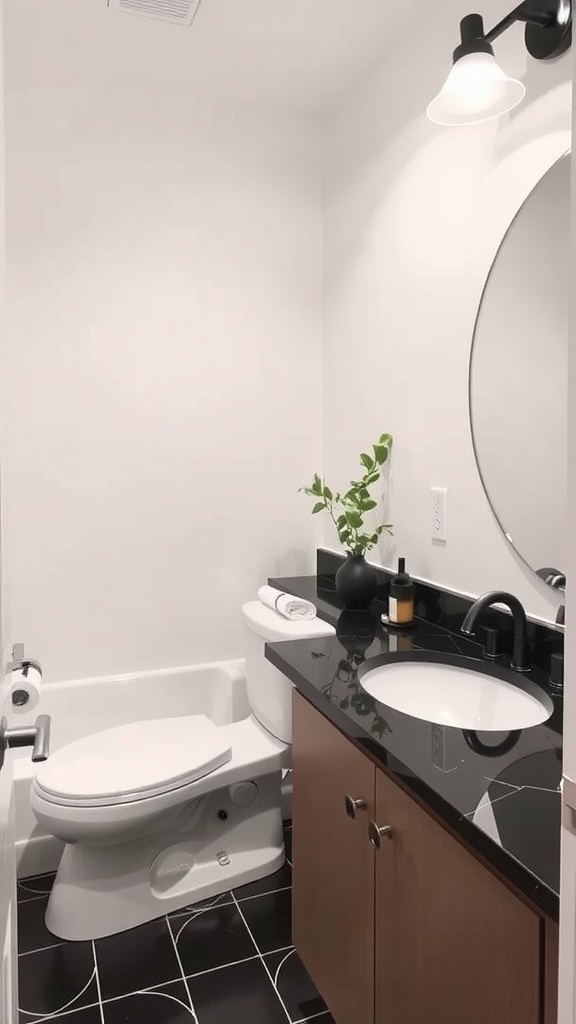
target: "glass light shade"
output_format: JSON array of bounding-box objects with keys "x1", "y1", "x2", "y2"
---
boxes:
[{"x1": 427, "y1": 52, "x2": 526, "y2": 126}]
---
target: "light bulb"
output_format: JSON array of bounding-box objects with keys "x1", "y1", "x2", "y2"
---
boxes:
[{"x1": 427, "y1": 52, "x2": 526, "y2": 126}]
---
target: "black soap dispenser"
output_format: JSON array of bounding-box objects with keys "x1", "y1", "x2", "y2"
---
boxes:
[{"x1": 388, "y1": 558, "x2": 415, "y2": 627}]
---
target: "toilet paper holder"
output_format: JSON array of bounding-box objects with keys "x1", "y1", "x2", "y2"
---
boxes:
[
  {"x1": 7, "y1": 642, "x2": 42, "y2": 676},
  {"x1": 7, "y1": 643, "x2": 43, "y2": 709}
]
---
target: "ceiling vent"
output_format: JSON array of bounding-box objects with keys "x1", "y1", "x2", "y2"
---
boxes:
[{"x1": 108, "y1": 0, "x2": 202, "y2": 26}]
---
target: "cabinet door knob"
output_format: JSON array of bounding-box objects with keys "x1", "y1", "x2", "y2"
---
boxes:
[
  {"x1": 344, "y1": 795, "x2": 367, "y2": 820},
  {"x1": 368, "y1": 820, "x2": 394, "y2": 848}
]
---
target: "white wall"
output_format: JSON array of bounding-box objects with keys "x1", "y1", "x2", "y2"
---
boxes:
[
  {"x1": 324, "y1": 0, "x2": 571, "y2": 622},
  {"x1": 5, "y1": 0, "x2": 572, "y2": 691},
  {"x1": 5, "y1": 86, "x2": 323, "y2": 682}
]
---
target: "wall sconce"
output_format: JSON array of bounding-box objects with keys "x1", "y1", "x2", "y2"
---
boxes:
[{"x1": 427, "y1": 0, "x2": 572, "y2": 126}]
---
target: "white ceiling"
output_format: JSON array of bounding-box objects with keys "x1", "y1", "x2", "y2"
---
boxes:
[{"x1": 5, "y1": 0, "x2": 413, "y2": 114}]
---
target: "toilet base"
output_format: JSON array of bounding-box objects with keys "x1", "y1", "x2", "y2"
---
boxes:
[{"x1": 45, "y1": 772, "x2": 285, "y2": 940}]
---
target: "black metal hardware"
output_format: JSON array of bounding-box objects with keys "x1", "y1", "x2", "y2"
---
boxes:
[
  {"x1": 482, "y1": 627, "x2": 501, "y2": 660},
  {"x1": 452, "y1": 1, "x2": 571, "y2": 64},
  {"x1": 549, "y1": 652, "x2": 564, "y2": 692},
  {"x1": 463, "y1": 730, "x2": 521, "y2": 757},
  {"x1": 462, "y1": 591, "x2": 531, "y2": 673}
]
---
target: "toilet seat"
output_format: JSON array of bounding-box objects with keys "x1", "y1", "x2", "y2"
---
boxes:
[
  {"x1": 31, "y1": 716, "x2": 290, "y2": 839},
  {"x1": 34, "y1": 716, "x2": 232, "y2": 808}
]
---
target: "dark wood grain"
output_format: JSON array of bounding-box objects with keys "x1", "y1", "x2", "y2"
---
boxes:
[
  {"x1": 374, "y1": 765, "x2": 541, "y2": 1024},
  {"x1": 544, "y1": 917, "x2": 559, "y2": 1024},
  {"x1": 292, "y1": 691, "x2": 375, "y2": 1024}
]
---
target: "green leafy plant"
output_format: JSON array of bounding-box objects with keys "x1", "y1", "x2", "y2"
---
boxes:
[{"x1": 300, "y1": 433, "x2": 393, "y2": 556}]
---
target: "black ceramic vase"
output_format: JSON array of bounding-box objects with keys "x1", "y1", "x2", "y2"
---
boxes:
[
  {"x1": 335, "y1": 553, "x2": 377, "y2": 610},
  {"x1": 336, "y1": 609, "x2": 378, "y2": 660}
]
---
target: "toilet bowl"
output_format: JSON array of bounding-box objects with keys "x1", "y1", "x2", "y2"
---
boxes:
[{"x1": 31, "y1": 601, "x2": 335, "y2": 940}]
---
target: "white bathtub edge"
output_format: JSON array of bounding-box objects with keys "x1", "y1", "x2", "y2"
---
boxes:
[
  {"x1": 13, "y1": 656, "x2": 285, "y2": 879},
  {"x1": 17, "y1": 834, "x2": 64, "y2": 879}
]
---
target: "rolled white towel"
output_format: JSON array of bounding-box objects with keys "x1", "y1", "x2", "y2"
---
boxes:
[{"x1": 258, "y1": 585, "x2": 317, "y2": 621}]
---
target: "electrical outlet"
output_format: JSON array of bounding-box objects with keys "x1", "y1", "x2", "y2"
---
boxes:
[{"x1": 431, "y1": 487, "x2": 447, "y2": 542}]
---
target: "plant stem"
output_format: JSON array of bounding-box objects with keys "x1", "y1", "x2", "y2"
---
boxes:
[
  {"x1": 324, "y1": 491, "x2": 355, "y2": 553},
  {"x1": 325, "y1": 494, "x2": 341, "y2": 537}
]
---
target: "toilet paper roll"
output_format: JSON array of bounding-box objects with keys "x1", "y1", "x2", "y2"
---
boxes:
[{"x1": 10, "y1": 664, "x2": 42, "y2": 714}]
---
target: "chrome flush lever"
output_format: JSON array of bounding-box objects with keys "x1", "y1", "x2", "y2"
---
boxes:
[{"x1": 0, "y1": 714, "x2": 51, "y2": 771}]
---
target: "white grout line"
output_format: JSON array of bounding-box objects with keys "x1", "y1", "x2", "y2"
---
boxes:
[
  {"x1": 237, "y1": 885, "x2": 292, "y2": 904},
  {"x1": 101, "y1": 977, "x2": 183, "y2": 1004},
  {"x1": 173, "y1": 891, "x2": 235, "y2": 917},
  {"x1": 187, "y1": 953, "x2": 260, "y2": 978},
  {"x1": 165, "y1": 915, "x2": 199, "y2": 1023},
  {"x1": 183, "y1": 944, "x2": 295, "y2": 981},
  {"x1": 292, "y1": 1012, "x2": 332, "y2": 1024},
  {"x1": 93, "y1": 974, "x2": 193, "y2": 1008},
  {"x1": 25, "y1": 972, "x2": 203, "y2": 1023},
  {"x1": 167, "y1": 881, "x2": 292, "y2": 922},
  {"x1": 19, "y1": 941, "x2": 67, "y2": 958},
  {"x1": 21, "y1": 942, "x2": 302, "y2": 1022},
  {"x1": 131, "y1": 988, "x2": 196, "y2": 1018},
  {"x1": 262, "y1": 944, "x2": 294, "y2": 957},
  {"x1": 91, "y1": 941, "x2": 105, "y2": 1024},
  {"x1": 17, "y1": 872, "x2": 55, "y2": 888},
  {"x1": 273, "y1": 948, "x2": 296, "y2": 987},
  {"x1": 18, "y1": 872, "x2": 56, "y2": 884},
  {"x1": 21, "y1": 1000, "x2": 102, "y2": 1023},
  {"x1": 231, "y1": 893, "x2": 293, "y2": 1024},
  {"x1": 21, "y1": 968, "x2": 97, "y2": 1018},
  {"x1": 17, "y1": 892, "x2": 52, "y2": 904},
  {"x1": 171, "y1": 899, "x2": 237, "y2": 943}
]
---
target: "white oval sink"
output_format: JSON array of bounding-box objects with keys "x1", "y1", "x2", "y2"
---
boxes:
[{"x1": 358, "y1": 658, "x2": 553, "y2": 731}]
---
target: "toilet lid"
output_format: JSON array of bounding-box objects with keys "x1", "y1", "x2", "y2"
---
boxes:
[{"x1": 34, "y1": 716, "x2": 232, "y2": 807}]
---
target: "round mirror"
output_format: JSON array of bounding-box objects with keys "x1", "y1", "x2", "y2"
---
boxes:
[{"x1": 469, "y1": 153, "x2": 569, "y2": 591}]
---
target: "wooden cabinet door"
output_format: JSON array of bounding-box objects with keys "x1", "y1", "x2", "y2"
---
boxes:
[
  {"x1": 292, "y1": 692, "x2": 376, "y2": 1024},
  {"x1": 544, "y1": 918, "x2": 558, "y2": 1024},
  {"x1": 374, "y1": 767, "x2": 541, "y2": 1024}
]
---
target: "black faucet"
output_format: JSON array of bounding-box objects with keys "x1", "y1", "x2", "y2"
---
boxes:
[{"x1": 461, "y1": 591, "x2": 531, "y2": 673}]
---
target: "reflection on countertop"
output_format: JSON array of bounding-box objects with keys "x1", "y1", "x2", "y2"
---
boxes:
[{"x1": 266, "y1": 574, "x2": 563, "y2": 920}]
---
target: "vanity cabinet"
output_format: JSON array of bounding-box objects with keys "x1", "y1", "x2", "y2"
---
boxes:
[
  {"x1": 292, "y1": 692, "x2": 557, "y2": 1024},
  {"x1": 291, "y1": 687, "x2": 376, "y2": 1024},
  {"x1": 373, "y1": 765, "x2": 540, "y2": 1024}
]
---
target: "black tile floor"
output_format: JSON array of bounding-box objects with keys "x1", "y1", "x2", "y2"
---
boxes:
[{"x1": 17, "y1": 821, "x2": 334, "y2": 1024}]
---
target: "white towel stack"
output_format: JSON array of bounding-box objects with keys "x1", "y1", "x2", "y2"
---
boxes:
[{"x1": 258, "y1": 585, "x2": 317, "y2": 621}]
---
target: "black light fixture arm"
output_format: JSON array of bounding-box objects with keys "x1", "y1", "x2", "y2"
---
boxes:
[
  {"x1": 486, "y1": 3, "x2": 556, "y2": 42},
  {"x1": 453, "y1": 1, "x2": 572, "y2": 63}
]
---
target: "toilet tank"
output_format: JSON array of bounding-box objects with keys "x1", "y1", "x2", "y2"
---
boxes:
[{"x1": 241, "y1": 601, "x2": 335, "y2": 743}]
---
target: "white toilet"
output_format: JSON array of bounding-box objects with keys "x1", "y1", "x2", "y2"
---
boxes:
[{"x1": 30, "y1": 601, "x2": 335, "y2": 941}]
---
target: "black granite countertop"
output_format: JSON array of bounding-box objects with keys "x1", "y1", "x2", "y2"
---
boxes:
[{"x1": 265, "y1": 574, "x2": 563, "y2": 920}]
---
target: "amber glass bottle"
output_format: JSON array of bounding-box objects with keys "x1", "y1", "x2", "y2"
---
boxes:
[{"x1": 388, "y1": 557, "x2": 415, "y2": 626}]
